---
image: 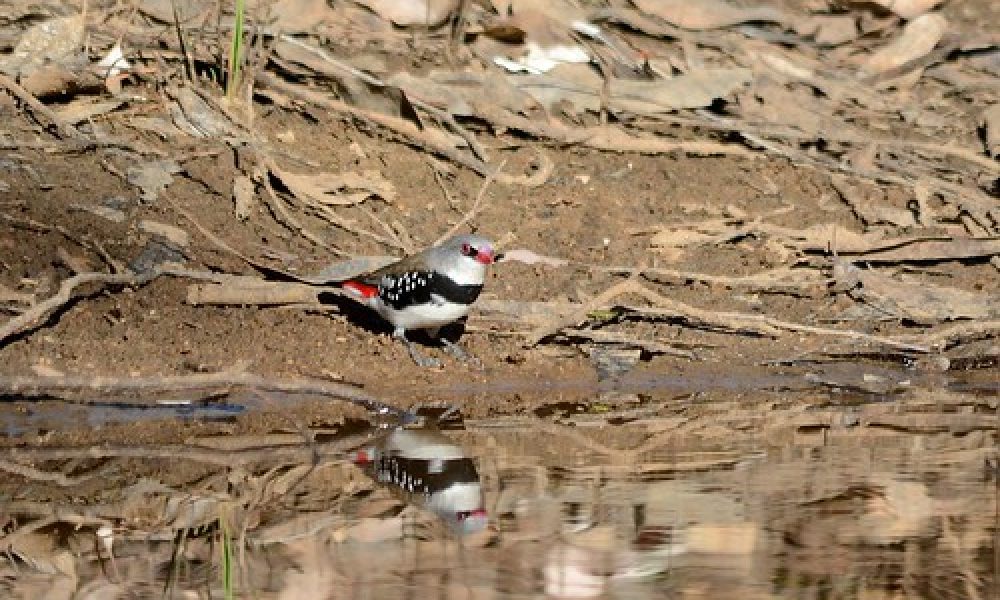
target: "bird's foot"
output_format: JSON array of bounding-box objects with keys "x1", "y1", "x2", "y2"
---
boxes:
[
  {"x1": 403, "y1": 338, "x2": 442, "y2": 368},
  {"x1": 441, "y1": 338, "x2": 483, "y2": 369}
]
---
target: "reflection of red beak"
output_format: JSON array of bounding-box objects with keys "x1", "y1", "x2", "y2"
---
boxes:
[{"x1": 476, "y1": 249, "x2": 495, "y2": 265}]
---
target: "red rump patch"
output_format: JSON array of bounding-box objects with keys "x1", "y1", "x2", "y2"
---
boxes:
[
  {"x1": 342, "y1": 280, "x2": 378, "y2": 299},
  {"x1": 353, "y1": 448, "x2": 373, "y2": 465}
]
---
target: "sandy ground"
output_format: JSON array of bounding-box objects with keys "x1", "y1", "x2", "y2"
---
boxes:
[{"x1": 2, "y1": 96, "x2": 998, "y2": 436}]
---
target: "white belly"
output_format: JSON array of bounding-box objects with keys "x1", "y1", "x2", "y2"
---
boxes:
[{"x1": 376, "y1": 298, "x2": 471, "y2": 331}]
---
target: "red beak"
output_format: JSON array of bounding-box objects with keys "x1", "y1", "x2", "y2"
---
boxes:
[{"x1": 476, "y1": 249, "x2": 495, "y2": 265}]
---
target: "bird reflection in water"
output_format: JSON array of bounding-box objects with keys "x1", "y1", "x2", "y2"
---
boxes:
[{"x1": 354, "y1": 426, "x2": 489, "y2": 536}]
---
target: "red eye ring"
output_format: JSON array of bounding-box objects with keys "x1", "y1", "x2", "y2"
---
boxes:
[{"x1": 461, "y1": 243, "x2": 472, "y2": 255}]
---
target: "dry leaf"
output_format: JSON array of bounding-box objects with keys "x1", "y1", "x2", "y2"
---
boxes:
[
  {"x1": 868, "y1": 0, "x2": 944, "y2": 18},
  {"x1": 128, "y1": 116, "x2": 185, "y2": 140},
  {"x1": 127, "y1": 160, "x2": 182, "y2": 203},
  {"x1": 52, "y1": 98, "x2": 124, "y2": 124},
  {"x1": 738, "y1": 80, "x2": 828, "y2": 135},
  {"x1": 499, "y1": 248, "x2": 568, "y2": 267},
  {"x1": 842, "y1": 267, "x2": 1000, "y2": 322},
  {"x1": 794, "y1": 15, "x2": 859, "y2": 46},
  {"x1": 233, "y1": 175, "x2": 255, "y2": 220},
  {"x1": 579, "y1": 125, "x2": 752, "y2": 156},
  {"x1": 271, "y1": 168, "x2": 397, "y2": 206},
  {"x1": 17, "y1": 65, "x2": 84, "y2": 98},
  {"x1": 139, "y1": 220, "x2": 190, "y2": 248},
  {"x1": 861, "y1": 12, "x2": 948, "y2": 76},
  {"x1": 830, "y1": 174, "x2": 916, "y2": 227},
  {"x1": 262, "y1": 0, "x2": 334, "y2": 33},
  {"x1": 357, "y1": 0, "x2": 459, "y2": 26},
  {"x1": 490, "y1": 0, "x2": 588, "y2": 27},
  {"x1": 517, "y1": 65, "x2": 752, "y2": 114},
  {"x1": 168, "y1": 86, "x2": 237, "y2": 138},
  {"x1": 425, "y1": 70, "x2": 537, "y2": 116},
  {"x1": 630, "y1": 0, "x2": 787, "y2": 30},
  {"x1": 388, "y1": 71, "x2": 477, "y2": 116},
  {"x1": 138, "y1": 0, "x2": 203, "y2": 24},
  {"x1": 96, "y1": 43, "x2": 131, "y2": 77},
  {"x1": 844, "y1": 237, "x2": 1000, "y2": 263},
  {"x1": 611, "y1": 67, "x2": 753, "y2": 112},
  {"x1": 651, "y1": 227, "x2": 722, "y2": 248},
  {"x1": 2, "y1": 15, "x2": 84, "y2": 75}
]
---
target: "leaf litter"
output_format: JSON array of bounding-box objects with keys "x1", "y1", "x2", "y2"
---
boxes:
[
  {"x1": 0, "y1": 0, "x2": 994, "y2": 364},
  {"x1": 0, "y1": 0, "x2": 999, "y2": 593}
]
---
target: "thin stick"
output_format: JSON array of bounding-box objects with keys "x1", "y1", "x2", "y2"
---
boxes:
[
  {"x1": 0, "y1": 267, "x2": 257, "y2": 345},
  {"x1": 0, "y1": 370, "x2": 402, "y2": 417},
  {"x1": 916, "y1": 319, "x2": 1000, "y2": 352},
  {"x1": 593, "y1": 263, "x2": 825, "y2": 295},
  {"x1": 0, "y1": 73, "x2": 81, "y2": 139},
  {"x1": 524, "y1": 279, "x2": 932, "y2": 353},
  {"x1": 436, "y1": 159, "x2": 506, "y2": 244},
  {"x1": 0, "y1": 270, "x2": 159, "y2": 345}
]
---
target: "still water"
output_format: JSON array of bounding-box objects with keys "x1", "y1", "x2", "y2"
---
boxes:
[{"x1": 1, "y1": 369, "x2": 997, "y2": 599}]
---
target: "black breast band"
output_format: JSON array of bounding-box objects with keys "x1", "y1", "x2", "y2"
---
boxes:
[{"x1": 379, "y1": 271, "x2": 483, "y2": 310}]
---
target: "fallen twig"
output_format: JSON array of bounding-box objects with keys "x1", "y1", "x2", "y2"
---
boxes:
[
  {"x1": 596, "y1": 264, "x2": 826, "y2": 295},
  {"x1": 0, "y1": 270, "x2": 160, "y2": 345},
  {"x1": 436, "y1": 159, "x2": 506, "y2": 244},
  {"x1": 0, "y1": 73, "x2": 83, "y2": 140},
  {"x1": 0, "y1": 370, "x2": 403, "y2": 417},
  {"x1": 0, "y1": 267, "x2": 250, "y2": 346},
  {"x1": 524, "y1": 279, "x2": 932, "y2": 353},
  {"x1": 915, "y1": 319, "x2": 1000, "y2": 352},
  {"x1": 553, "y1": 328, "x2": 698, "y2": 359}
]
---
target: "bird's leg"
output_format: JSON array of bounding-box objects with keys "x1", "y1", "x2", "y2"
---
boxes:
[
  {"x1": 440, "y1": 337, "x2": 483, "y2": 368},
  {"x1": 394, "y1": 328, "x2": 441, "y2": 368}
]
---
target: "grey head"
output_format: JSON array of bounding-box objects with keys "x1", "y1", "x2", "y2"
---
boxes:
[
  {"x1": 422, "y1": 234, "x2": 496, "y2": 285},
  {"x1": 363, "y1": 234, "x2": 496, "y2": 284}
]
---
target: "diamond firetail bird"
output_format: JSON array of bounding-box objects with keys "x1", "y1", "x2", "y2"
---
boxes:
[
  {"x1": 354, "y1": 427, "x2": 489, "y2": 536},
  {"x1": 341, "y1": 234, "x2": 496, "y2": 367}
]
